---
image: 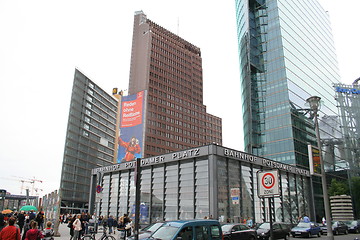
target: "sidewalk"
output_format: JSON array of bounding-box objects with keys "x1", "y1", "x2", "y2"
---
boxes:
[{"x1": 55, "y1": 223, "x2": 121, "y2": 240}]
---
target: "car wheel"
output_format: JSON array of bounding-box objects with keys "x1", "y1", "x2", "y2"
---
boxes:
[
  {"x1": 308, "y1": 232, "x2": 311, "y2": 238},
  {"x1": 292, "y1": 234, "x2": 296, "y2": 238},
  {"x1": 355, "y1": 228, "x2": 359, "y2": 234},
  {"x1": 317, "y1": 232, "x2": 320, "y2": 237},
  {"x1": 284, "y1": 234, "x2": 289, "y2": 240},
  {"x1": 345, "y1": 229, "x2": 348, "y2": 235},
  {"x1": 334, "y1": 230, "x2": 339, "y2": 235}
]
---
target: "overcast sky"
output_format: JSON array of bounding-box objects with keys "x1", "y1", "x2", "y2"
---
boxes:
[{"x1": 0, "y1": 0, "x2": 358, "y2": 196}]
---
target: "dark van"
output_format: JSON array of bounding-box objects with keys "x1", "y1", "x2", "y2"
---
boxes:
[{"x1": 145, "y1": 219, "x2": 223, "y2": 240}]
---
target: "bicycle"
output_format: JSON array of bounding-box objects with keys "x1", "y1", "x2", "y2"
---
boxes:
[{"x1": 81, "y1": 226, "x2": 116, "y2": 240}]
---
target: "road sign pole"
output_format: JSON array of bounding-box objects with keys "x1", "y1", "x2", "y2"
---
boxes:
[{"x1": 269, "y1": 197, "x2": 273, "y2": 240}]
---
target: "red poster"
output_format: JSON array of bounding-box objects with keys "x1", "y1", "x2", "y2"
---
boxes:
[{"x1": 121, "y1": 92, "x2": 143, "y2": 127}]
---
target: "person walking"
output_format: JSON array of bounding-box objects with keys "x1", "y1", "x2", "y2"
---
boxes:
[
  {"x1": 24, "y1": 221, "x2": 43, "y2": 240},
  {"x1": 67, "y1": 215, "x2": 76, "y2": 240},
  {"x1": 17, "y1": 212, "x2": 25, "y2": 234},
  {"x1": 72, "y1": 214, "x2": 82, "y2": 240},
  {"x1": 43, "y1": 221, "x2": 54, "y2": 240},
  {"x1": 35, "y1": 212, "x2": 44, "y2": 230},
  {"x1": 0, "y1": 217, "x2": 20, "y2": 240},
  {"x1": 106, "y1": 216, "x2": 115, "y2": 234},
  {"x1": 0, "y1": 213, "x2": 5, "y2": 232}
]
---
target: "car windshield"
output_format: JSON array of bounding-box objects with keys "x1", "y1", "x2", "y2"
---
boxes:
[
  {"x1": 258, "y1": 223, "x2": 270, "y2": 230},
  {"x1": 221, "y1": 225, "x2": 233, "y2": 232},
  {"x1": 297, "y1": 222, "x2": 311, "y2": 228},
  {"x1": 151, "y1": 225, "x2": 179, "y2": 240},
  {"x1": 143, "y1": 223, "x2": 164, "y2": 232},
  {"x1": 344, "y1": 221, "x2": 356, "y2": 226}
]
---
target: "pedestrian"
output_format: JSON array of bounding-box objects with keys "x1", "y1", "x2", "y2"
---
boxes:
[
  {"x1": 303, "y1": 214, "x2": 310, "y2": 223},
  {"x1": 43, "y1": 221, "x2": 54, "y2": 240},
  {"x1": 35, "y1": 212, "x2": 44, "y2": 230},
  {"x1": 17, "y1": 211, "x2": 25, "y2": 234},
  {"x1": 28, "y1": 211, "x2": 35, "y2": 222},
  {"x1": 107, "y1": 216, "x2": 114, "y2": 234},
  {"x1": 247, "y1": 217, "x2": 253, "y2": 228},
  {"x1": 24, "y1": 221, "x2": 43, "y2": 240},
  {"x1": 118, "y1": 214, "x2": 131, "y2": 238},
  {"x1": 0, "y1": 217, "x2": 20, "y2": 240},
  {"x1": 21, "y1": 218, "x2": 30, "y2": 240},
  {"x1": 0, "y1": 213, "x2": 5, "y2": 232},
  {"x1": 67, "y1": 215, "x2": 75, "y2": 240},
  {"x1": 72, "y1": 214, "x2": 82, "y2": 240}
]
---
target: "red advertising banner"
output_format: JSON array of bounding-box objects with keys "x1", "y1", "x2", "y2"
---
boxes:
[
  {"x1": 308, "y1": 145, "x2": 322, "y2": 176},
  {"x1": 121, "y1": 91, "x2": 144, "y2": 128}
]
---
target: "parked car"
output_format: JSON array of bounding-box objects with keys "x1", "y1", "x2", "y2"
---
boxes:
[
  {"x1": 256, "y1": 222, "x2": 291, "y2": 240},
  {"x1": 344, "y1": 220, "x2": 360, "y2": 233},
  {"x1": 127, "y1": 222, "x2": 164, "y2": 240},
  {"x1": 290, "y1": 222, "x2": 321, "y2": 238},
  {"x1": 144, "y1": 219, "x2": 222, "y2": 240},
  {"x1": 222, "y1": 223, "x2": 257, "y2": 240},
  {"x1": 320, "y1": 221, "x2": 348, "y2": 235}
]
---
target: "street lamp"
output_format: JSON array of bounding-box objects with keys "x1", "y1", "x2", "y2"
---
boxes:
[{"x1": 306, "y1": 96, "x2": 334, "y2": 240}]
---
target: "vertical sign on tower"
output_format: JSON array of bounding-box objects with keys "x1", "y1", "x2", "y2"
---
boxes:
[{"x1": 117, "y1": 90, "x2": 147, "y2": 163}]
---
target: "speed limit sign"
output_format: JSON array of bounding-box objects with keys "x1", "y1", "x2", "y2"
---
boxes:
[{"x1": 257, "y1": 170, "x2": 280, "y2": 198}]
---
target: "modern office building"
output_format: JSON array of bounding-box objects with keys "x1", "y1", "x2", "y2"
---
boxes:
[
  {"x1": 59, "y1": 69, "x2": 118, "y2": 212},
  {"x1": 235, "y1": 0, "x2": 344, "y2": 219},
  {"x1": 90, "y1": 144, "x2": 313, "y2": 224},
  {"x1": 334, "y1": 83, "x2": 360, "y2": 174},
  {"x1": 235, "y1": 0, "x2": 342, "y2": 168},
  {"x1": 127, "y1": 11, "x2": 222, "y2": 158}
]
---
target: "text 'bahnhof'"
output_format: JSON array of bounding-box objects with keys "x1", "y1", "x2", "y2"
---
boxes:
[{"x1": 89, "y1": 144, "x2": 313, "y2": 224}]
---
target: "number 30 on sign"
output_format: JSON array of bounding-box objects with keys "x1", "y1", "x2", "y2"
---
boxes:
[{"x1": 257, "y1": 170, "x2": 280, "y2": 198}]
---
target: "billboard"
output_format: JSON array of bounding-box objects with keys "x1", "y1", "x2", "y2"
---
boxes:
[
  {"x1": 117, "y1": 91, "x2": 146, "y2": 163},
  {"x1": 308, "y1": 145, "x2": 321, "y2": 176}
]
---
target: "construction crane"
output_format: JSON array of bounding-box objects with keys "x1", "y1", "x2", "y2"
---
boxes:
[{"x1": 12, "y1": 176, "x2": 43, "y2": 196}]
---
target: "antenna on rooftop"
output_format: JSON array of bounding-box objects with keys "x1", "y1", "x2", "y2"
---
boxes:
[{"x1": 177, "y1": 17, "x2": 180, "y2": 36}]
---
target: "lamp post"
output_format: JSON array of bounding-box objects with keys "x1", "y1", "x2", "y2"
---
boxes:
[{"x1": 306, "y1": 96, "x2": 334, "y2": 240}]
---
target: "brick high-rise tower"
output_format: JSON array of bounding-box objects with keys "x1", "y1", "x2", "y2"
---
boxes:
[{"x1": 128, "y1": 11, "x2": 222, "y2": 157}]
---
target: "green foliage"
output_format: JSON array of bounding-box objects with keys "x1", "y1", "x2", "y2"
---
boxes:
[
  {"x1": 328, "y1": 178, "x2": 349, "y2": 196},
  {"x1": 351, "y1": 177, "x2": 360, "y2": 218}
]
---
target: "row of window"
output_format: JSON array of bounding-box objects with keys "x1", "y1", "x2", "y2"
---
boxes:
[
  {"x1": 148, "y1": 94, "x2": 205, "y2": 112},
  {"x1": 150, "y1": 26, "x2": 201, "y2": 61},
  {"x1": 146, "y1": 127, "x2": 206, "y2": 145},
  {"x1": 147, "y1": 103, "x2": 221, "y2": 129}
]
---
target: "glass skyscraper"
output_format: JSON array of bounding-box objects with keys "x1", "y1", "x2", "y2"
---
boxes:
[
  {"x1": 59, "y1": 69, "x2": 118, "y2": 212},
  {"x1": 235, "y1": 0, "x2": 342, "y2": 170}
]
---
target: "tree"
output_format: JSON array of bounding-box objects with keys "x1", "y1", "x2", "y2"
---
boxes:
[
  {"x1": 328, "y1": 179, "x2": 349, "y2": 196},
  {"x1": 350, "y1": 177, "x2": 360, "y2": 218}
]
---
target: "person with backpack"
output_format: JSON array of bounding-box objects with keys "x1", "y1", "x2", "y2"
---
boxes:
[{"x1": 43, "y1": 221, "x2": 54, "y2": 240}]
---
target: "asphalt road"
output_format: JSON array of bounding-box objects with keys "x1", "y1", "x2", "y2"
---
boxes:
[
  {"x1": 291, "y1": 233, "x2": 360, "y2": 240},
  {"x1": 54, "y1": 222, "x2": 360, "y2": 240}
]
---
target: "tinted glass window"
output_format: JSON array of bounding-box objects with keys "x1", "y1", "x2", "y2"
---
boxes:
[
  {"x1": 195, "y1": 226, "x2": 209, "y2": 240},
  {"x1": 210, "y1": 225, "x2": 221, "y2": 239},
  {"x1": 177, "y1": 226, "x2": 193, "y2": 240}
]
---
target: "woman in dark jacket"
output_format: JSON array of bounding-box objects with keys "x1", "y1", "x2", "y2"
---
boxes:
[{"x1": 68, "y1": 215, "x2": 76, "y2": 240}]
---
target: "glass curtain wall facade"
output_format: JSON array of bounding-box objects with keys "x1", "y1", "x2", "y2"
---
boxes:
[
  {"x1": 235, "y1": 0, "x2": 342, "y2": 169},
  {"x1": 90, "y1": 145, "x2": 312, "y2": 224},
  {"x1": 59, "y1": 69, "x2": 118, "y2": 212}
]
